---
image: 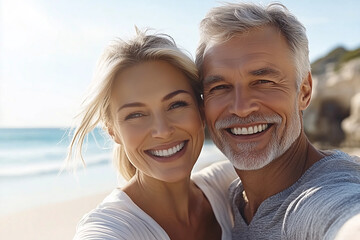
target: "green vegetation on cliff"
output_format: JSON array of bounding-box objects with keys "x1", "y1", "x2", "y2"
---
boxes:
[{"x1": 311, "y1": 46, "x2": 360, "y2": 75}]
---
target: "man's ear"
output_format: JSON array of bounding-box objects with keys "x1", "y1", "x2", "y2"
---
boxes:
[
  {"x1": 107, "y1": 127, "x2": 122, "y2": 145},
  {"x1": 198, "y1": 100, "x2": 206, "y2": 128},
  {"x1": 298, "y1": 72, "x2": 313, "y2": 110}
]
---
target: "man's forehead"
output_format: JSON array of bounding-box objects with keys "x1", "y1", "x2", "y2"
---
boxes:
[
  {"x1": 203, "y1": 35, "x2": 244, "y2": 62},
  {"x1": 203, "y1": 26, "x2": 286, "y2": 62},
  {"x1": 202, "y1": 47, "x2": 276, "y2": 76},
  {"x1": 202, "y1": 29, "x2": 292, "y2": 74}
]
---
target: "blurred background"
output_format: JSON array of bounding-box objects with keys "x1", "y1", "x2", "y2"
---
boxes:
[{"x1": 0, "y1": 0, "x2": 359, "y2": 239}]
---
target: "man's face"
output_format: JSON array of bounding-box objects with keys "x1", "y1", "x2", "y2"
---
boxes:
[{"x1": 202, "y1": 26, "x2": 305, "y2": 170}]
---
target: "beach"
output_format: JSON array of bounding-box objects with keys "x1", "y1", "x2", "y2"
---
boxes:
[
  {"x1": 0, "y1": 161, "x2": 224, "y2": 240},
  {"x1": 0, "y1": 128, "x2": 227, "y2": 239},
  {"x1": 0, "y1": 192, "x2": 108, "y2": 240}
]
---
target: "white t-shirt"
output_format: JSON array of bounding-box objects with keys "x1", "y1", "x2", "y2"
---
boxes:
[{"x1": 74, "y1": 161, "x2": 237, "y2": 240}]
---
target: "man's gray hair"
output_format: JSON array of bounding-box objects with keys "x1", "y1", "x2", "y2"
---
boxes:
[{"x1": 196, "y1": 2, "x2": 310, "y2": 89}]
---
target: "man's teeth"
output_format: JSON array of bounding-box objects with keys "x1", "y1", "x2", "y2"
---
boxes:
[
  {"x1": 150, "y1": 142, "x2": 185, "y2": 157},
  {"x1": 230, "y1": 124, "x2": 269, "y2": 135}
]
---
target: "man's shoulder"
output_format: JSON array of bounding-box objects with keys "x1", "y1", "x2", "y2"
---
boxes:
[
  {"x1": 289, "y1": 150, "x2": 360, "y2": 205},
  {"x1": 283, "y1": 180, "x2": 360, "y2": 239},
  {"x1": 303, "y1": 150, "x2": 360, "y2": 181},
  {"x1": 282, "y1": 150, "x2": 360, "y2": 239}
]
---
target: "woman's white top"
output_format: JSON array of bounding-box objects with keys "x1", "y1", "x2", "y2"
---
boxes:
[{"x1": 74, "y1": 161, "x2": 238, "y2": 240}]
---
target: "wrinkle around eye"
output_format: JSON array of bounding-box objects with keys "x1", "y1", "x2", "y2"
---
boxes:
[
  {"x1": 254, "y1": 79, "x2": 274, "y2": 85},
  {"x1": 203, "y1": 75, "x2": 226, "y2": 92},
  {"x1": 208, "y1": 84, "x2": 232, "y2": 95}
]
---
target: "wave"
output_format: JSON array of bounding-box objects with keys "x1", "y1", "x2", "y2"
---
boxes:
[
  {"x1": 0, "y1": 144, "x2": 112, "y2": 164},
  {"x1": 0, "y1": 132, "x2": 225, "y2": 179},
  {"x1": 0, "y1": 152, "x2": 112, "y2": 179}
]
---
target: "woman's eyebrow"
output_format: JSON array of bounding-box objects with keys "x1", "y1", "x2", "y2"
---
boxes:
[
  {"x1": 162, "y1": 89, "x2": 191, "y2": 101},
  {"x1": 117, "y1": 102, "x2": 145, "y2": 112},
  {"x1": 117, "y1": 90, "x2": 191, "y2": 112}
]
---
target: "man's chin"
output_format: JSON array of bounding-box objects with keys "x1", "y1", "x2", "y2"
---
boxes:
[
  {"x1": 230, "y1": 156, "x2": 274, "y2": 171},
  {"x1": 211, "y1": 136, "x2": 270, "y2": 170},
  {"x1": 226, "y1": 147, "x2": 278, "y2": 171}
]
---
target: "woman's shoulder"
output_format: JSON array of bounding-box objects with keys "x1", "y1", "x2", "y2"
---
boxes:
[
  {"x1": 74, "y1": 189, "x2": 137, "y2": 239},
  {"x1": 74, "y1": 189, "x2": 169, "y2": 240},
  {"x1": 191, "y1": 161, "x2": 238, "y2": 236},
  {"x1": 192, "y1": 160, "x2": 238, "y2": 191},
  {"x1": 192, "y1": 160, "x2": 237, "y2": 179}
]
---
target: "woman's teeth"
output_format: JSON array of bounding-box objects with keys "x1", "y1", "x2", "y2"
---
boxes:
[
  {"x1": 149, "y1": 142, "x2": 185, "y2": 157},
  {"x1": 230, "y1": 124, "x2": 269, "y2": 135}
]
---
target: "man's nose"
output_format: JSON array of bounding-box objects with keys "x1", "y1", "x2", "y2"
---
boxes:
[
  {"x1": 229, "y1": 85, "x2": 259, "y2": 117},
  {"x1": 151, "y1": 113, "x2": 175, "y2": 139}
]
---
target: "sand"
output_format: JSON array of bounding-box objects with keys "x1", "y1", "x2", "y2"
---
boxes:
[{"x1": 0, "y1": 192, "x2": 109, "y2": 240}]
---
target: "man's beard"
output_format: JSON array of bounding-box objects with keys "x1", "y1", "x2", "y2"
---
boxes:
[{"x1": 209, "y1": 104, "x2": 301, "y2": 170}]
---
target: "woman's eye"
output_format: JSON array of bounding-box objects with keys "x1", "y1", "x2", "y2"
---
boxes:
[
  {"x1": 169, "y1": 101, "x2": 188, "y2": 110},
  {"x1": 125, "y1": 112, "x2": 145, "y2": 120}
]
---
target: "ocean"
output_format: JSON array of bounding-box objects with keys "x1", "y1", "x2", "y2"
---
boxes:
[{"x1": 0, "y1": 128, "x2": 226, "y2": 216}]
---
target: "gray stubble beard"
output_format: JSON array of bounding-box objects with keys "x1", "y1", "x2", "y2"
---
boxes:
[{"x1": 210, "y1": 103, "x2": 301, "y2": 170}]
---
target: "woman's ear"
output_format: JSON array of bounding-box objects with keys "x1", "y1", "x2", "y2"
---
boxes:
[
  {"x1": 299, "y1": 72, "x2": 313, "y2": 111},
  {"x1": 107, "y1": 126, "x2": 122, "y2": 145}
]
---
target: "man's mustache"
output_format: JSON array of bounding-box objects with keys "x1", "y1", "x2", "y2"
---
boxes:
[{"x1": 214, "y1": 113, "x2": 282, "y2": 130}]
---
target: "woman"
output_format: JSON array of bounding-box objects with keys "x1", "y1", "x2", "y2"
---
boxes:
[{"x1": 67, "y1": 29, "x2": 237, "y2": 240}]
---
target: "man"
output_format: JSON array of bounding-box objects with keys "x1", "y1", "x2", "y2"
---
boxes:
[{"x1": 196, "y1": 3, "x2": 360, "y2": 239}]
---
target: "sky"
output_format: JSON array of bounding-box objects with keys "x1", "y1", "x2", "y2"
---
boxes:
[{"x1": 1, "y1": 0, "x2": 359, "y2": 127}]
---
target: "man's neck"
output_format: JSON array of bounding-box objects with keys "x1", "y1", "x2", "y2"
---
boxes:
[{"x1": 235, "y1": 132, "x2": 324, "y2": 224}]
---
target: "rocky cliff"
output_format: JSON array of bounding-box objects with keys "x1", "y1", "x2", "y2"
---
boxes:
[{"x1": 304, "y1": 46, "x2": 360, "y2": 146}]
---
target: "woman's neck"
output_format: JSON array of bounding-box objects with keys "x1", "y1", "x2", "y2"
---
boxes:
[
  {"x1": 123, "y1": 172, "x2": 202, "y2": 224},
  {"x1": 122, "y1": 172, "x2": 221, "y2": 240}
]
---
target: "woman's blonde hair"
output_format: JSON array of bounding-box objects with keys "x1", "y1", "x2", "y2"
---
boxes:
[{"x1": 66, "y1": 29, "x2": 200, "y2": 181}]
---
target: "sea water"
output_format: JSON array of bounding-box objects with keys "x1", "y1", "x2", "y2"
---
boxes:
[{"x1": 0, "y1": 128, "x2": 226, "y2": 216}]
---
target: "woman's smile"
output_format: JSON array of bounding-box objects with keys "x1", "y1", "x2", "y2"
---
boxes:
[
  {"x1": 147, "y1": 140, "x2": 187, "y2": 157},
  {"x1": 145, "y1": 140, "x2": 188, "y2": 162}
]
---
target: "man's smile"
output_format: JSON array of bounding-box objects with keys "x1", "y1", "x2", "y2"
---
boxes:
[{"x1": 228, "y1": 123, "x2": 270, "y2": 135}]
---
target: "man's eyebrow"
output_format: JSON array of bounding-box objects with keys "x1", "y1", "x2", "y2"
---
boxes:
[
  {"x1": 117, "y1": 90, "x2": 191, "y2": 112},
  {"x1": 249, "y1": 67, "x2": 281, "y2": 78},
  {"x1": 203, "y1": 75, "x2": 224, "y2": 86}
]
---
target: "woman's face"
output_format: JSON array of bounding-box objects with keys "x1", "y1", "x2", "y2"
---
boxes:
[{"x1": 111, "y1": 60, "x2": 204, "y2": 183}]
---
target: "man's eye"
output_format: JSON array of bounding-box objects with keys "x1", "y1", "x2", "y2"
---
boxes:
[
  {"x1": 125, "y1": 112, "x2": 145, "y2": 120},
  {"x1": 210, "y1": 84, "x2": 229, "y2": 92},
  {"x1": 169, "y1": 101, "x2": 188, "y2": 110},
  {"x1": 257, "y1": 80, "x2": 273, "y2": 84}
]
